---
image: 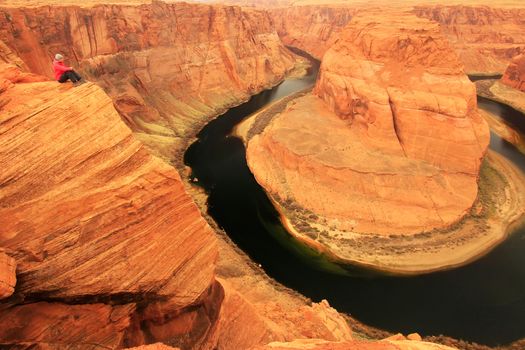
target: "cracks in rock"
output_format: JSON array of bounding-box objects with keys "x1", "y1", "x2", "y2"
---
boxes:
[{"x1": 386, "y1": 90, "x2": 408, "y2": 157}]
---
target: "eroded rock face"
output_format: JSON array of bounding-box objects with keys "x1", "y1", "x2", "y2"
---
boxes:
[
  {"x1": 501, "y1": 54, "x2": 525, "y2": 92},
  {"x1": 0, "y1": 45, "x2": 222, "y2": 346},
  {"x1": 0, "y1": 41, "x2": 358, "y2": 350},
  {"x1": 249, "y1": 13, "x2": 489, "y2": 237},
  {"x1": 0, "y1": 2, "x2": 298, "y2": 160},
  {"x1": 413, "y1": 5, "x2": 525, "y2": 74},
  {"x1": 269, "y1": 6, "x2": 355, "y2": 59},
  {"x1": 0, "y1": 251, "x2": 16, "y2": 299},
  {"x1": 0, "y1": 81, "x2": 216, "y2": 302}
]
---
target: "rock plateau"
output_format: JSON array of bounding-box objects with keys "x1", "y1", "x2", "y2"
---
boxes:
[{"x1": 248, "y1": 12, "x2": 489, "y2": 235}]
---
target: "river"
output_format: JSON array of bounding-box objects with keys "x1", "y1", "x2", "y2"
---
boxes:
[{"x1": 184, "y1": 64, "x2": 525, "y2": 347}]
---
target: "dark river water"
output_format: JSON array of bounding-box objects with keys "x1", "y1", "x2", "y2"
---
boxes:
[{"x1": 184, "y1": 66, "x2": 525, "y2": 347}]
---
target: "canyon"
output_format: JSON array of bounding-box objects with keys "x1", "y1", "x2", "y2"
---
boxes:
[
  {"x1": 1, "y1": 0, "x2": 525, "y2": 349},
  {"x1": 242, "y1": 11, "x2": 525, "y2": 273},
  {"x1": 413, "y1": 5, "x2": 525, "y2": 75},
  {"x1": 0, "y1": 11, "x2": 462, "y2": 348},
  {"x1": 0, "y1": 1, "x2": 300, "y2": 161},
  {"x1": 261, "y1": 3, "x2": 525, "y2": 76}
]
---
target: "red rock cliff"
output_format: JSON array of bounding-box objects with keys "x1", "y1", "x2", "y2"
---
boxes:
[
  {"x1": 0, "y1": 37, "x2": 364, "y2": 350},
  {"x1": 413, "y1": 5, "x2": 525, "y2": 75},
  {"x1": 0, "y1": 1, "x2": 298, "y2": 159},
  {"x1": 0, "y1": 42, "x2": 222, "y2": 347},
  {"x1": 501, "y1": 54, "x2": 525, "y2": 92},
  {"x1": 269, "y1": 5, "x2": 355, "y2": 59}
]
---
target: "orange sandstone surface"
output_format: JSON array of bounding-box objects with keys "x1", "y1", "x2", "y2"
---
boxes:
[
  {"x1": 501, "y1": 54, "x2": 525, "y2": 92},
  {"x1": 0, "y1": 19, "x2": 458, "y2": 350},
  {"x1": 240, "y1": 13, "x2": 525, "y2": 274},
  {"x1": 0, "y1": 251, "x2": 16, "y2": 300},
  {"x1": 248, "y1": 12, "x2": 489, "y2": 235},
  {"x1": 0, "y1": 1, "x2": 299, "y2": 160},
  {"x1": 251, "y1": 3, "x2": 525, "y2": 75},
  {"x1": 413, "y1": 5, "x2": 525, "y2": 75},
  {"x1": 269, "y1": 6, "x2": 356, "y2": 60}
]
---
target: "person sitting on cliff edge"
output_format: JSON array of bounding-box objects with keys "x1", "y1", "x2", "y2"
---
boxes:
[{"x1": 52, "y1": 53, "x2": 84, "y2": 85}]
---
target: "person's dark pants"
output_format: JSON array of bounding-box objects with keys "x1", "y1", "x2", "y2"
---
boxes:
[{"x1": 58, "y1": 70, "x2": 82, "y2": 83}]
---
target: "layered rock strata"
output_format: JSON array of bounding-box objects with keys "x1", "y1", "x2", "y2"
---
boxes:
[
  {"x1": 501, "y1": 54, "x2": 525, "y2": 92},
  {"x1": 245, "y1": 13, "x2": 497, "y2": 273},
  {"x1": 413, "y1": 5, "x2": 525, "y2": 75},
  {"x1": 0, "y1": 251, "x2": 16, "y2": 300},
  {"x1": 252, "y1": 338, "x2": 458, "y2": 350},
  {"x1": 0, "y1": 50, "x2": 221, "y2": 346},
  {"x1": 250, "y1": 12, "x2": 489, "y2": 235},
  {"x1": 269, "y1": 6, "x2": 356, "y2": 59},
  {"x1": 0, "y1": 1, "x2": 298, "y2": 160},
  {"x1": 0, "y1": 43, "x2": 359, "y2": 350}
]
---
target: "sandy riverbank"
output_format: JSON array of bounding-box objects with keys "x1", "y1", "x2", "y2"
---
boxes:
[
  {"x1": 236, "y1": 96, "x2": 525, "y2": 275},
  {"x1": 476, "y1": 79, "x2": 525, "y2": 115}
]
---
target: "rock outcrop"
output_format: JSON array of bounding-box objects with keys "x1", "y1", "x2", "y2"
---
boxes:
[
  {"x1": 251, "y1": 338, "x2": 458, "y2": 350},
  {"x1": 250, "y1": 12, "x2": 488, "y2": 235},
  {"x1": 0, "y1": 39, "x2": 224, "y2": 346},
  {"x1": 245, "y1": 12, "x2": 492, "y2": 273},
  {"x1": 0, "y1": 41, "x2": 362, "y2": 350},
  {"x1": 413, "y1": 5, "x2": 525, "y2": 75},
  {"x1": 269, "y1": 6, "x2": 355, "y2": 59},
  {"x1": 0, "y1": 1, "x2": 299, "y2": 160},
  {"x1": 501, "y1": 54, "x2": 525, "y2": 92},
  {"x1": 0, "y1": 251, "x2": 16, "y2": 299}
]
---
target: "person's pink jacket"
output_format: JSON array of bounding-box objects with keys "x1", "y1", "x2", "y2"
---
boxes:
[{"x1": 52, "y1": 60, "x2": 72, "y2": 81}]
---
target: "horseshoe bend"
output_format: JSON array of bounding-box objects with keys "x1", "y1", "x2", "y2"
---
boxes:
[
  {"x1": 242, "y1": 11, "x2": 525, "y2": 274},
  {"x1": 1, "y1": 1, "x2": 525, "y2": 350}
]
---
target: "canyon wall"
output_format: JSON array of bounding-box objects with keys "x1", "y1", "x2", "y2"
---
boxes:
[
  {"x1": 0, "y1": 45, "x2": 220, "y2": 347},
  {"x1": 269, "y1": 5, "x2": 355, "y2": 59},
  {"x1": 413, "y1": 5, "x2": 525, "y2": 75},
  {"x1": 0, "y1": 1, "x2": 298, "y2": 160},
  {"x1": 249, "y1": 12, "x2": 489, "y2": 237},
  {"x1": 265, "y1": 4, "x2": 525, "y2": 76},
  {"x1": 0, "y1": 251, "x2": 16, "y2": 300},
  {"x1": 0, "y1": 44, "x2": 360, "y2": 348},
  {"x1": 501, "y1": 54, "x2": 525, "y2": 92},
  {"x1": 0, "y1": 47, "x2": 455, "y2": 349}
]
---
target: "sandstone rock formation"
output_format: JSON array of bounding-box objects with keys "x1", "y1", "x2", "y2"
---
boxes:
[
  {"x1": 413, "y1": 5, "x2": 525, "y2": 75},
  {"x1": 0, "y1": 2, "x2": 488, "y2": 349},
  {"x1": 249, "y1": 12, "x2": 488, "y2": 236},
  {"x1": 245, "y1": 12, "x2": 492, "y2": 272},
  {"x1": 0, "y1": 50, "x2": 223, "y2": 346},
  {"x1": 269, "y1": 6, "x2": 355, "y2": 59},
  {"x1": 0, "y1": 251, "x2": 16, "y2": 299},
  {"x1": 251, "y1": 338, "x2": 458, "y2": 350},
  {"x1": 501, "y1": 54, "x2": 525, "y2": 92},
  {"x1": 0, "y1": 41, "x2": 365, "y2": 350},
  {"x1": 0, "y1": 1, "x2": 299, "y2": 160}
]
